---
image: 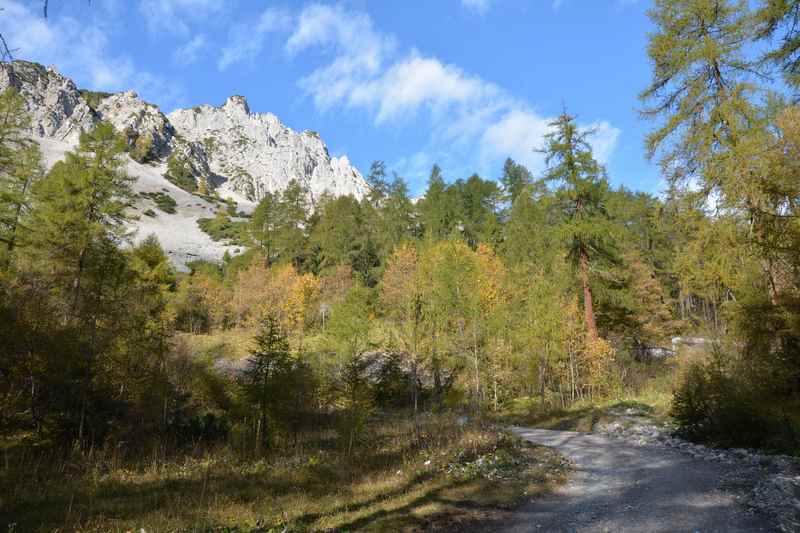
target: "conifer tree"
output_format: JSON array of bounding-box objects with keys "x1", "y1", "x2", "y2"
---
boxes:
[
  {"x1": 640, "y1": 0, "x2": 759, "y2": 190},
  {"x1": 0, "y1": 88, "x2": 41, "y2": 262},
  {"x1": 27, "y1": 122, "x2": 133, "y2": 312},
  {"x1": 243, "y1": 314, "x2": 292, "y2": 451},
  {"x1": 500, "y1": 157, "x2": 532, "y2": 205},
  {"x1": 418, "y1": 164, "x2": 451, "y2": 239},
  {"x1": 540, "y1": 111, "x2": 615, "y2": 339}
]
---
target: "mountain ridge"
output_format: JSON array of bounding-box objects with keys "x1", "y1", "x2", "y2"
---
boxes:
[{"x1": 0, "y1": 60, "x2": 369, "y2": 268}]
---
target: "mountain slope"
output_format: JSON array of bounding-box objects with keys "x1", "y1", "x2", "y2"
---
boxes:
[{"x1": 0, "y1": 60, "x2": 368, "y2": 268}]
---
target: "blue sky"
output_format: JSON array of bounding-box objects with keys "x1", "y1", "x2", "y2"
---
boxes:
[{"x1": 3, "y1": 0, "x2": 659, "y2": 195}]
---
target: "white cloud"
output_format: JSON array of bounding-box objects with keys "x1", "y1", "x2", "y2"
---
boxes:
[
  {"x1": 461, "y1": 0, "x2": 492, "y2": 14},
  {"x1": 583, "y1": 121, "x2": 621, "y2": 165},
  {"x1": 286, "y1": 4, "x2": 396, "y2": 107},
  {"x1": 174, "y1": 34, "x2": 207, "y2": 65},
  {"x1": 216, "y1": 3, "x2": 621, "y2": 180},
  {"x1": 1, "y1": 1, "x2": 184, "y2": 107},
  {"x1": 138, "y1": 0, "x2": 224, "y2": 36},
  {"x1": 218, "y1": 7, "x2": 292, "y2": 71},
  {"x1": 481, "y1": 109, "x2": 552, "y2": 171},
  {"x1": 348, "y1": 53, "x2": 500, "y2": 123}
]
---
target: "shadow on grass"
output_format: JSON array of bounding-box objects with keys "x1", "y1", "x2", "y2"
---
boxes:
[{"x1": 0, "y1": 438, "x2": 437, "y2": 531}]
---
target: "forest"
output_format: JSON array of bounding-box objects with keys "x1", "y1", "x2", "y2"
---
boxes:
[{"x1": 2, "y1": 0, "x2": 800, "y2": 530}]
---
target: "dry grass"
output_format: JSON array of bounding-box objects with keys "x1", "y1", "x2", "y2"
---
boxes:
[
  {"x1": 176, "y1": 329, "x2": 255, "y2": 361},
  {"x1": 498, "y1": 353, "x2": 704, "y2": 433},
  {"x1": 0, "y1": 414, "x2": 568, "y2": 532}
]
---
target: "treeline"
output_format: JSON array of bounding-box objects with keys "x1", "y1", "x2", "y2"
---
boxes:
[
  {"x1": 0, "y1": 78, "x2": 680, "y2": 455},
  {"x1": 2, "y1": 0, "x2": 800, "y2": 458}
]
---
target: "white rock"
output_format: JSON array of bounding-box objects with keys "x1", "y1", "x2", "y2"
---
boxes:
[
  {"x1": 168, "y1": 95, "x2": 368, "y2": 203},
  {"x1": 1, "y1": 60, "x2": 370, "y2": 268}
]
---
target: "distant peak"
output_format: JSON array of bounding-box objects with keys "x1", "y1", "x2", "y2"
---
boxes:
[{"x1": 223, "y1": 95, "x2": 250, "y2": 114}]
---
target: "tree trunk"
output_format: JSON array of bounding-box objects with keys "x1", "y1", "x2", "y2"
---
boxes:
[{"x1": 579, "y1": 247, "x2": 597, "y2": 339}]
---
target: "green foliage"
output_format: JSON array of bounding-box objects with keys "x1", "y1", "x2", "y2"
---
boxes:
[
  {"x1": 670, "y1": 352, "x2": 790, "y2": 449},
  {"x1": 500, "y1": 157, "x2": 532, "y2": 204},
  {"x1": 164, "y1": 153, "x2": 198, "y2": 192},
  {"x1": 141, "y1": 191, "x2": 177, "y2": 214},
  {"x1": 250, "y1": 179, "x2": 309, "y2": 267},
  {"x1": 0, "y1": 88, "x2": 42, "y2": 261},
  {"x1": 79, "y1": 89, "x2": 113, "y2": 111},
  {"x1": 126, "y1": 130, "x2": 154, "y2": 163},
  {"x1": 198, "y1": 211, "x2": 250, "y2": 245}
]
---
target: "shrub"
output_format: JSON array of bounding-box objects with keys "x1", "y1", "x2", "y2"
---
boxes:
[
  {"x1": 671, "y1": 350, "x2": 791, "y2": 450},
  {"x1": 165, "y1": 153, "x2": 198, "y2": 192},
  {"x1": 142, "y1": 191, "x2": 177, "y2": 214},
  {"x1": 132, "y1": 133, "x2": 154, "y2": 163},
  {"x1": 79, "y1": 89, "x2": 113, "y2": 111},
  {"x1": 143, "y1": 208, "x2": 157, "y2": 218},
  {"x1": 197, "y1": 212, "x2": 250, "y2": 245}
]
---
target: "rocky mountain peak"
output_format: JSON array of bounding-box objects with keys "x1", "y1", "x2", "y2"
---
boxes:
[
  {"x1": 223, "y1": 95, "x2": 250, "y2": 115},
  {"x1": 0, "y1": 60, "x2": 96, "y2": 144},
  {"x1": 0, "y1": 59, "x2": 369, "y2": 266}
]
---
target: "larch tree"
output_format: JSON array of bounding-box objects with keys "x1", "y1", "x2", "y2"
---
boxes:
[
  {"x1": 0, "y1": 88, "x2": 41, "y2": 262},
  {"x1": 243, "y1": 313, "x2": 293, "y2": 452},
  {"x1": 380, "y1": 243, "x2": 424, "y2": 416},
  {"x1": 28, "y1": 121, "x2": 133, "y2": 314},
  {"x1": 539, "y1": 110, "x2": 615, "y2": 340}
]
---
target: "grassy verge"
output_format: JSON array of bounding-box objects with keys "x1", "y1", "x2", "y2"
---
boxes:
[
  {"x1": 498, "y1": 356, "x2": 683, "y2": 433},
  {"x1": 0, "y1": 415, "x2": 568, "y2": 532}
]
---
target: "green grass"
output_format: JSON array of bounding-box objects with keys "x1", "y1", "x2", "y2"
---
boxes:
[
  {"x1": 498, "y1": 356, "x2": 681, "y2": 432},
  {"x1": 0, "y1": 415, "x2": 568, "y2": 532}
]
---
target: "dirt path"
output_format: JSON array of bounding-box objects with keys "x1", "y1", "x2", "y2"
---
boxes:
[{"x1": 502, "y1": 427, "x2": 775, "y2": 533}]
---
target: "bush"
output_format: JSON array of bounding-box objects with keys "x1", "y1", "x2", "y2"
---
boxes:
[
  {"x1": 128, "y1": 132, "x2": 154, "y2": 163},
  {"x1": 197, "y1": 213, "x2": 250, "y2": 245},
  {"x1": 79, "y1": 89, "x2": 113, "y2": 111},
  {"x1": 671, "y1": 350, "x2": 794, "y2": 450},
  {"x1": 142, "y1": 191, "x2": 177, "y2": 214},
  {"x1": 165, "y1": 153, "x2": 198, "y2": 192}
]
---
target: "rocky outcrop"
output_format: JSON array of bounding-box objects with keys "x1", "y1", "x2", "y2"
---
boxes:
[
  {"x1": 0, "y1": 61, "x2": 96, "y2": 143},
  {"x1": 95, "y1": 90, "x2": 175, "y2": 162},
  {"x1": 0, "y1": 60, "x2": 369, "y2": 267},
  {"x1": 168, "y1": 95, "x2": 368, "y2": 202},
  {"x1": 0, "y1": 60, "x2": 368, "y2": 203}
]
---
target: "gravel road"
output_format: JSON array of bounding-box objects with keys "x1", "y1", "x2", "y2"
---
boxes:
[{"x1": 502, "y1": 427, "x2": 775, "y2": 533}]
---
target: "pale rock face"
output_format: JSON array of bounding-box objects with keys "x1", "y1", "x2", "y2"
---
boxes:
[
  {"x1": 0, "y1": 61, "x2": 96, "y2": 144},
  {"x1": 95, "y1": 90, "x2": 175, "y2": 160},
  {"x1": 168, "y1": 96, "x2": 368, "y2": 203},
  {"x1": 0, "y1": 60, "x2": 369, "y2": 267}
]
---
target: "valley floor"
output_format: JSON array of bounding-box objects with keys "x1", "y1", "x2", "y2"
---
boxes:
[{"x1": 1, "y1": 415, "x2": 568, "y2": 532}]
